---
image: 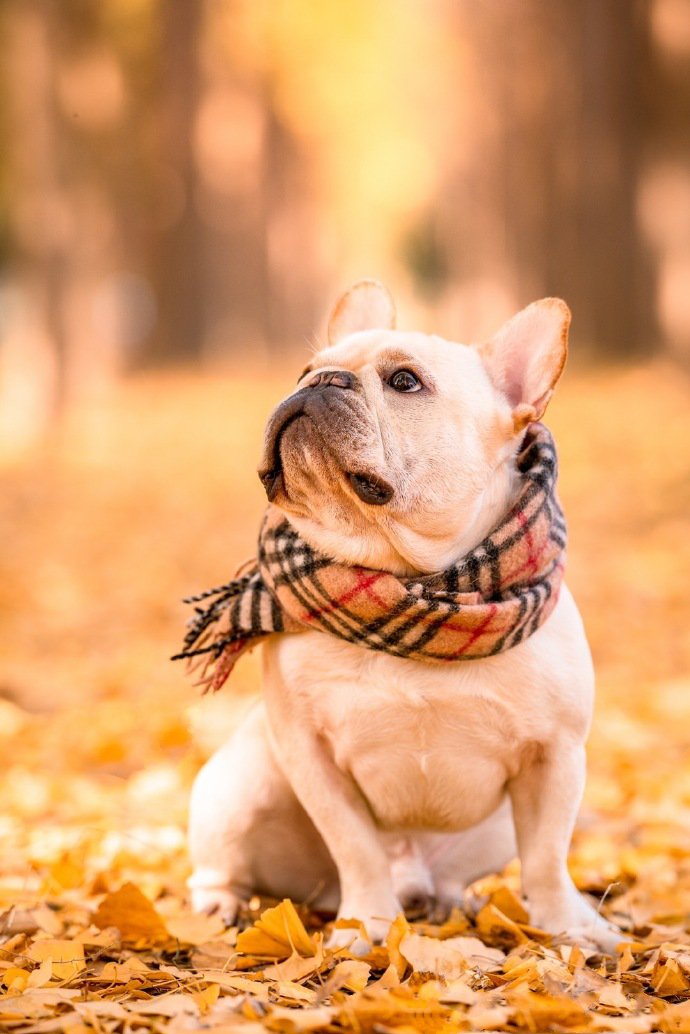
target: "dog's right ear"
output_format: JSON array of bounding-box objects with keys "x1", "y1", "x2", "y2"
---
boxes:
[{"x1": 328, "y1": 279, "x2": 396, "y2": 344}]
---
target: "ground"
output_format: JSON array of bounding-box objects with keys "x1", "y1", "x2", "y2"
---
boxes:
[{"x1": 1, "y1": 359, "x2": 690, "y2": 1032}]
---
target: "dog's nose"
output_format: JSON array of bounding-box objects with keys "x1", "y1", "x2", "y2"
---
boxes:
[{"x1": 306, "y1": 369, "x2": 356, "y2": 390}]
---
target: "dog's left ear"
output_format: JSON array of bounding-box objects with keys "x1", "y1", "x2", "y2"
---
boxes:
[
  {"x1": 480, "y1": 298, "x2": 570, "y2": 433},
  {"x1": 328, "y1": 279, "x2": 396, "y2": 344}
]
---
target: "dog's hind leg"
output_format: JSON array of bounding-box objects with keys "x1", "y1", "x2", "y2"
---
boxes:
[{"x1": 188, "y1": 701, "x2": 339, "y2": 922}]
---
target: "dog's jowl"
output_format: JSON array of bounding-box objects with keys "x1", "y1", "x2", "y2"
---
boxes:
[{"x1": 180, "y1": 280, "x2": 620, "y2": 953}]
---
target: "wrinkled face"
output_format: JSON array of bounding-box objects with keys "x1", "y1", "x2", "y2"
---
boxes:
[{"x1": 258, "y1": 285, "x2": 569, "y2": 575}]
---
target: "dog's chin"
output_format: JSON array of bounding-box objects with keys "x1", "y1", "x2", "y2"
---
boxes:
[{"x1": 284, "y1": 507, "x2": 418, "y2": 575}]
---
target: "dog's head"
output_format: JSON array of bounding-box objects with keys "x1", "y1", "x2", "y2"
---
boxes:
[{"x1": 259, "y1": 280, "x2": 569, "y2": 574}]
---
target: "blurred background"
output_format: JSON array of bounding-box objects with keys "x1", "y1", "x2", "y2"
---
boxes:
[{"x1": 1, "y1": 0, "x2": 690, "y2": 916}]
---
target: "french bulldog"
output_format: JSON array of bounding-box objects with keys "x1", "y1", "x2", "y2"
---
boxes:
[{"x1": 187, "y1": 281, "x2": 619, "y2": 952}]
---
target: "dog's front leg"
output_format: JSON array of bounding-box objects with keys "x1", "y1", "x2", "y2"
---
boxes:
[
  {"x1": 509, "y1": 737, "x2": 620, "y2": 952},
  {"x1": 271, "y1": 726, "x2": 400, "y2": 946},
  {"x1": 264, "y1": 707, "x2": 399, "y2": 947}
]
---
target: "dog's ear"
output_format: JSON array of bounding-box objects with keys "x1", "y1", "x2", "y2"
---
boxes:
[
  {"x1": 328, "y1": 279, "x2": 396, "y2": 344},
  {"x1": 480, "y1": 298, "x2": 570, "y2": 433}
]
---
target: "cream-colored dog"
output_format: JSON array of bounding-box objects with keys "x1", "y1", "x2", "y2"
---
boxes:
[{"x1": 187, "y1": 281, "x2": 618, "y2": 952}]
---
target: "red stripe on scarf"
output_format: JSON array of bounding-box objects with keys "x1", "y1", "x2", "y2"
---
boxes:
[
  {"x1": 444, "y1": 603, "x2": 500, "y2": 658},
  {"x1": 302, "y1": 569, "x2": 387, "y2": 621}
]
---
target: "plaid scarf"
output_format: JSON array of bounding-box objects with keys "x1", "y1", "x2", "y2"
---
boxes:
[{"x1": 174, "y1": 423, "x2": 566, "y2": 692}]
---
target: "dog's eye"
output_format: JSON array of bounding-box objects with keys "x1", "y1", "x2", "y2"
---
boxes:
[{"x1": 388, "y1": 369, "x2": 422, "y2": 393}]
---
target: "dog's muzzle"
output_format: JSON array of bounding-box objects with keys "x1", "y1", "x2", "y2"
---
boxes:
[{"x1": 258, "y1": 370, "x2": 394, "y2": 506}]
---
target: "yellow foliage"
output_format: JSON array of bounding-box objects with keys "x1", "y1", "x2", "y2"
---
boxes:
[{"x1": 235, "y1": 899, "x2": 316, "y2": 958}]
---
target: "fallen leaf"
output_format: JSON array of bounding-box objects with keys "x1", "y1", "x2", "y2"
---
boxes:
[
  {"x1": 206, "y1": 974, "x2": 270, "y2": 999},
  {"x1": 269, "y1": 1004, "x2": 336, "y2": 1030},
  {"x1": 489, "y1": 885, "x2": 530, "y2": 924},
  {"x1": 591, "y1": 1017, "x2": 654, "y2": 1033},
  {"x1": 1, "y1": 966, "x2": 30, "y2": 992},
  {"x1": 438, "y1": 975, "x2": 478, "y2": 1005},
  {"x1": 653, "y1": 955, "x2": 690, "y2": 996},
  {"x1": 442, "y1": 934, "x2": 505, "y2": 967},
  {"x1": 475, "y1": 902, "x2": 529, "y2": 947},
  {"x1": 509, "y1": 988, "x2": 590, "y2": 1031},
  {"x1": 0, "y1": 988, "x2": 80, "y2": 1019},
  {"x1": 561, "y1": 942, "x2": 588, "y2": 971},
  {"x1": 385, "y1": 912, "x2": 410, "y2": 978},
  {"x1": 48, "y1": 856, "x2": 84, "y2": 891},
  {"x1": 272, "y1": 979, "x2": 317, "y2": 1004},
  {"x1": 99, "y1": 956, "x2": 153, "y2": 982},
  {"x1": 27, "y1": 958, "x2": 53, "y2": 988},
  {"x1": 262, "y1": 943, "x2": 324, "y2": 982},
  {"x1": 193, "y1": 981, "x2": 220, "y2": 1014},
  {"x1": 32, "y1": 906, "x2": 63, "y2": 937},
  {"x1": 599, "y1": 980, "x2": 635, "y2": 1011},
  {"x1": 92, "y1": 882, "x2": 169, "y2": 946},
  {"x1": 27, "y1": 940, "x2": 85, "y2": 982},
  {"x1": 321, "y1": 959, "x2": 371, "y2": 996},
  {"x1": 235, "y1": 899, "x2": 315, "y2": 958},
  {"x1": 400, "y1": 932, "x2": 468, "y2": 980},
  {"x1": 166, "y1": 910, "x2": 227, "y2": 945},
  {"x1": 74, "y1": 925, "x2": 120, "y2": 949},
  {"x1": 127, "y1": 993, "x2": 200, "y2": 1017}
]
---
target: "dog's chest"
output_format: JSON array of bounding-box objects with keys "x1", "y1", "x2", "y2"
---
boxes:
[
  {"x1": 264, "y1": 599, "x2": 582, "y2": 832},
  {"x1": 317, "y1": 660, "x2": 518, "y2": 830}
]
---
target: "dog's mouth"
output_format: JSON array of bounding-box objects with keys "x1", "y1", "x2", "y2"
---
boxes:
[
  {"x1": 258, "y1": 408, "x2": 304, "y2": 502},
  {"x1": 346, "y1": 471, "x2": 394, "y2": 505},
  {"x1": 258, "y1": 396, "x2": 394, "y2": 507}
]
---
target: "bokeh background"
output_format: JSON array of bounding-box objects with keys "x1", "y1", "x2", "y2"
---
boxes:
[{"x1": 1, "y1": 0, "x2": 690, "y2": 923}]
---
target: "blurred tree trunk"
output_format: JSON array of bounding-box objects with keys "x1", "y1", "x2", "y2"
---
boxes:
[
  {"x1": 550, "y1": 0, "x2": 656, "y2": 355},
  {"x1": 440, "y1": 0, "x2": 656, "y2": 356},
  {"x1": 641, "y1": 0, "x2": 690, "y2": 357},
  {"x1": 148, "y1": 0, "x2": 205, "y2": 363},
  {"x1": 2, "y1": 0, "x2": 68, "y2": 436}
]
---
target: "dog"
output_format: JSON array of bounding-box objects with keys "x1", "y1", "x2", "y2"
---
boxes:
[{"x1": 186, "y1": 280, "x2": 619, "y2": 952}]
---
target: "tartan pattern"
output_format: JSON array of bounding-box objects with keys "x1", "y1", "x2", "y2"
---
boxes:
[{"x1": 174, "y1": 423, "x2": 566, "y2": 692}]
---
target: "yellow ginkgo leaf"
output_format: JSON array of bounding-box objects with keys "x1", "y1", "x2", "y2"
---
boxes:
[
  {"x1": 475, "y1": 903, "x2": 528, "y2": 948},
  {"x1": 653, "y1": 955, "x2": 690, "y2": 997},
  {"x1": 508, "y1": 988, "x2": 590, "y2": 1031},
  {"x1": 262, "y1": 944, "x2": 324, "y2": 982},
  {"x1": 322, "y1": 959, "x2": 371, "y2": 996},
  {"x1": 236, "y1": 899, "x2": 315, "y2": 958},
  {"x1": 2, "y1": 967, "x2": 30, "y2": 992},
  {"x1": 488, "y1": 885, "x2": 529, "y2": 924},
  {"x1": 385, "y1": 913, "x2": 410, "y2": 979},
  {"x1": 166, "y1": 910, "x2": 227, "y2": 945},
  {"x1": 399, "y1": 932, "x2": 469, "y2": 981},
  {"x1": 28, "y1": 939, "x2": 85, "y2": 982},
  {"x1": 100, "y1": 957, "x2": 152, "y2": 983},
  {"x1": 193, "y1": 982, "x2": 220, "y2": 1015},
  {"x1": 27, "y1": 959, "x2": 53, "y2": 988},
  {"x1": 93, "y1": 882, "x2": 169, "y2": 947}
]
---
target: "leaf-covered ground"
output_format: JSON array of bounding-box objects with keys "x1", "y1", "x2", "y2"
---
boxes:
[{"x1": 1, "y1": 360, "x2": 690, "y2": 1032}]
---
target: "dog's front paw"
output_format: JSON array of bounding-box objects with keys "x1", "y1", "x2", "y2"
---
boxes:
[
  {"x1": 189, "y1": 884, "x2": 241, "y2": 926},
  {"x1": 327, "y1": 924, "x2": 372, "y2": 956},
  {"x1": 562, "y1": 897, "x2": 622, "y2": 955},
  {"x1": 328, "y1": 900, "x2": 400, "y2": 954},
  {"x1": 562, "y1": 918, "x2": 622, "y2": 955},
  {"x1": 529, "y1": 891, "x2": 622, "y2": 954}
]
